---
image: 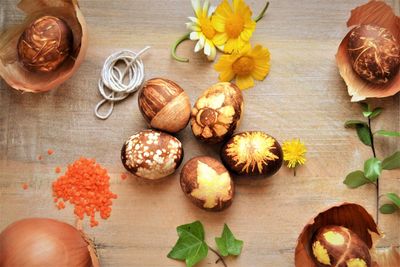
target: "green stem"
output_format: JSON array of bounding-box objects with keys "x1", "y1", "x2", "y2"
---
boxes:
[
  {"x1": 255, "y1": 1, "x2": 270, "y2": 22},
  {"x1": 171, "y1": 33, "x2": 190, "y2": 62},
  {"x1": 209, "y1": 246, "x2": 227, "y2": 267},
  {"x1": 368, "y1": 117, "x2": 379, "y2": 224}
]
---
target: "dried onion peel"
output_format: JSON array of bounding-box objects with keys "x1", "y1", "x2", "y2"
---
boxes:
[
  {"x1": 0, "y1": 218, "x2": 99, "y2": 267},
  {"x1": 336, "y1": 0, "x2": 400, "y2": 101},
  {"x1": 0, "y1": 0, "x2": 88, "y2": 92},
  {"x1": 295, "y1": 203, "x2": 400, "y2": 267}
]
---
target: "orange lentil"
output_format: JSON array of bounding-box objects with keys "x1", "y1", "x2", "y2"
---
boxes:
[
  {"x1": 47, "y1": 149, "x2": 54, "y2": 155},
  {"x1": 37, "y1": 155, "x2": 43, "y2": 161},
  {"x1": 52, "y1": 157, "x2": 117, "y2": 227},
  {"x1": 57, "y1": 201, "x2": 65, "y2": 210},
  {"x1": 21, "y1": 183, "x2": 28, "y2": 190},
  {"x1": 55, "y1": 166, "x2": 61, "y2": 174},
  {"x1": 120, "y1": 172, "x2": 128, "y2": 180}
]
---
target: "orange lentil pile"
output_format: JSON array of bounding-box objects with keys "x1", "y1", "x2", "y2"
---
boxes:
[{"x1": 52, "y1": 157, "x2": 117, "y2": 227}]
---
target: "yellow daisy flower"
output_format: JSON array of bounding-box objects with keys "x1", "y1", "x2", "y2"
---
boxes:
[
  {"x1": 186, "y1": 0, "x2": 221, "y2": 61},
  {"x1": 214, "y1": 44, "x2": 270, "y2": 90},
  {"x1": 282, "y1": 139, "x2": 307, "y2": 175},
  {"x1": 212, "y1": 0, "x2": 256, "y2": 53}
]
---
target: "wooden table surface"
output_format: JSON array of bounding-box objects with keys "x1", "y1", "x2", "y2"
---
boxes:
[{"x1": 0, "y1": 0, "x2": 399, "y2": 266}]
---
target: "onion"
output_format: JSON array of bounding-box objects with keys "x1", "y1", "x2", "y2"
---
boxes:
[{"x1": 0, "y1": 218, "x2": 99, "y2": 267}]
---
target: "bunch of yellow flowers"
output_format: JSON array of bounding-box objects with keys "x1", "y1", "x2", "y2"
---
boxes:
[{"x1": 173, "y1": 0, "x2": 270, "y2": 90}]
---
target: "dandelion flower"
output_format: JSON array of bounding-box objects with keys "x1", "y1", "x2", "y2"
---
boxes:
[
  {"x1": 282, "y1": 139, "x2": 307, "y2": 175},
  {"x1": 214, "y1": 44, "x2": 270, "y2": 90},
  {"x1": 186, "y1": 0, "x2": 221, "y2": 61},
  {"x1": 212, "y1": 0, "x2": 256, "y2": 53}
]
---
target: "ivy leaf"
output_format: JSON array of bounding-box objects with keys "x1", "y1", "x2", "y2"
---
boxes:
[
  {"x1": 379, "y1": 204, "x2": 398, "y2": 214},
  {"x1": 343, "y1": 170, "x2": 370, "y2": 188},
  {"x1": 363, "y1": 158, "x2": 381, "y2": 182},
  {"x1": 356, "y1": 124, "x2": 372, "y2": 146},
  {"x1": 215, "y1": 224, "x2": 244, "y2": 257},
  {"x1": 376, "y1": 130, "x2": 400, "y2": 137},
  {"x1": 168, "y1": 221, "x2": 208, "y2": 267},
  {"x1": 386, "y1": 193, "x2": 400, "y2": 208},
  {"x1": 344, "y1": 120, "x2": 367, "y2": 128},
  {"x1": 382, "y1": 151, "x2": 400, "y2": 170},
  {"x1": 369, "y1": 107, "x2": 383, "y2": 119}
]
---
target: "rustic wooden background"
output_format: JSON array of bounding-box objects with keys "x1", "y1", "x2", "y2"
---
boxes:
[{"x1": 0, "y1": 0, "x2": 399, "y2": 266}]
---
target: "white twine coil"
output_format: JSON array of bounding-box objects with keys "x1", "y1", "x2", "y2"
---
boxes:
[{"x1": 95, "y1": 46, "x2": 150, "y2": 120}]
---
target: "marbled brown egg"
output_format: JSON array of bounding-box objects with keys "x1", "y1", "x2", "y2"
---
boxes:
[
  {"x1": 348, "y1": 25, "x2": 400, "y2": 84},
  {"x1": 138, "y1": 78, "x2": 191, "y2": 133},
  {"x1": 180, "y1": 156, "x2": 234, "y2": 211},
  {"x1": 311, "y1": 225, "x2": 371, "y2": 267},
  {"x1": 191, "y1": 82, "x2": 243, "y2": 144},
  {"x1": 221, "y1": 131, "x2": 283, "y2": 177},
  {"x1": 121, "y1": 130, "x2": 183, "y2": 179},
  {"x1": 18, "y1": 16, "x2": 72, "y2": 72}
]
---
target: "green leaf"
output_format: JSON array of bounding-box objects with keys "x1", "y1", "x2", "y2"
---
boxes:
[
  {"x1": 356, "y1": 124, "x2": 372, "y2": 146},
  {"x1": 369, "y1": 107, "x2": 383, "y2": 119},
  {"x1": 344, "y1": 120, "x2": 367, "y2": 128},
  {"x1": 168, "y1": 221, "x2": 208, "y2": 267},
  {"x1": 376, "y1": 130, "x2": 400, "y2": 137},
  {"x1": 379, "y1": 204, "x2": 398, "y2": 214},
  {"x1": 177, "y1": 221, "x2": 205, "y2": 240},
  {"x1": 363, "y1": 111, "x2": 373, "y2": 117},
  {"x1": 359, "y1": 102, "x2": 370, "y2": 113},
  {"x1": 363, "y1": 157, "x2": 382, "y2": 182},
  {"x1": 382, "y1": 151, "x2": 400, "y2": 170},
  {"x1": 343, "y1": 170, "x2": 370, "y2": 188},
  {"x1": 215, "y1": 224, "x2": 244, "y2": 257},
  {"x1": 386, "y1": 193, "x2": 400, "y2": 208}
]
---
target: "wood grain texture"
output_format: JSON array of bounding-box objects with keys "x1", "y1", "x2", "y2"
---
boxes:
[{"x1": 0, "y1": 0, "x2": 399, "y2": 267}]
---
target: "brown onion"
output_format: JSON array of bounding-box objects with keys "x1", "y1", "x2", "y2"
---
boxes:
[
  {"x1": 0, "y1": 218, "x2": 99, "y2": 267},
  {"x1": 0, "y1": 0, "x2": 88, "y2": 92}
]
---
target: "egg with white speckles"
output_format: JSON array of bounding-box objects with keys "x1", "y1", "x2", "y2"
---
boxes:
[{"x1": 121, "y1": 130, "x2": 184, "y2": 180}]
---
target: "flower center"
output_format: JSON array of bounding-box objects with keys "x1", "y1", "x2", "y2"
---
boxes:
[
  {"x1": 225, "y1": 13, "x2": 244, "y2": 38},
  {"x1": 232, "y1": 56, "x2": 255, "y2": 76},
  {"x1": 199, "y1": 17, "x2": 216, "y2": 39},
  {"x1": 197, "y1": 108, "x2": 218, "y2": 126}
]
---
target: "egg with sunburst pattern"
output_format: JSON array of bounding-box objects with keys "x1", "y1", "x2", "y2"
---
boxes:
[{"x1": 221, "y1": 131, "x2": 283, "y2": 177}]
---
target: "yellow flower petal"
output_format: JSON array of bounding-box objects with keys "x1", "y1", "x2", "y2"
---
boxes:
[
  {"x1": 219, "y1": 70, "x2": 235, "y2": 82},
  {"x1": 190, "y1": 31, "x2": 201, "y2": 40},
  {"x1": 194, "y1": 36, "x2": 205, "y2": 52},
  {"x1": 213, "y1": 32, "x2": 229, "y2": 46},
  {"x1": 235, "y1": 75, "x2": 254, "y2": 90},
  {"x1": 202, "y1": 0, "x2": 210, "y2": 17},
  {"x1": 207, "y1": 45, "x2": 217, "y2": 61},
  {"x1": 251, "y1": 65, "x2": 270, "y2": 81},
  {"x1": 191, "y1": 0, "x2": 202, "y2": 17}
]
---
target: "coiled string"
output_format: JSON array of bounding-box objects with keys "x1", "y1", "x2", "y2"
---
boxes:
[{"x1": 94, "y1": 46, "x2": 150, "y2": 120}]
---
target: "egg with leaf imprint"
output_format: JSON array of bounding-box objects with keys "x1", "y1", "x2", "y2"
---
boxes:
[
  {"x1": 191, "y1": 82, "x2": 243, "y2": 144},
  {"x1": 180, "y1": 156, "x2": 234, "y2": 211}
]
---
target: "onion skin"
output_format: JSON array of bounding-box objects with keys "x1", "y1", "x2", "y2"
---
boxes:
[{"x1": 0, "y1": 218, "x2": 93, "y2": 267}]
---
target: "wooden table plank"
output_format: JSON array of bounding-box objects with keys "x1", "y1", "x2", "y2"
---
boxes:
[{"x1": 0, "y1": 0, "x2": 399, "y2": 266}]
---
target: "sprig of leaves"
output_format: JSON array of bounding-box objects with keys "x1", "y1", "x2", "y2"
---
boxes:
[
  {"x1": 344, "y1": 103, "x2": 400, "y2": 216},
  {"x1": 168, "y1": 221, "x2": 244, "y2": 267}
]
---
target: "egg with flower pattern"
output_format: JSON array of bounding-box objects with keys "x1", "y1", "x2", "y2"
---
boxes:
[
  {"x1": 221, "y1": 131, "x2": 283, "y2": 177},
  {"x1": 191, "y1": 82, "x2": 243, "y2": 144}
]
